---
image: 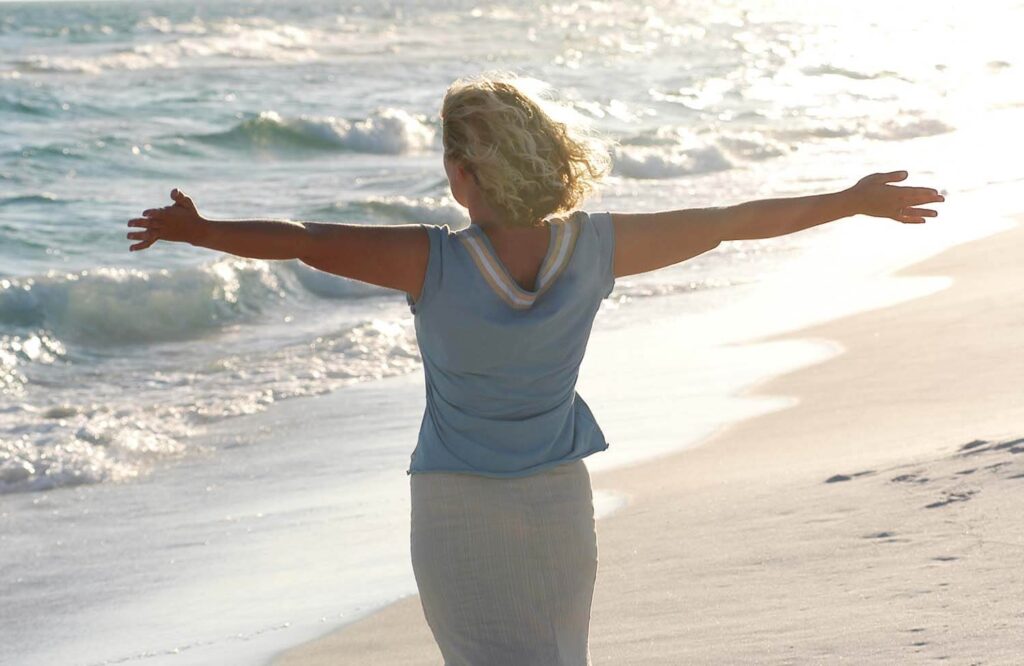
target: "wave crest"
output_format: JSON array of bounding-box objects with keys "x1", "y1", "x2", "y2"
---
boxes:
[
  {"x1": 195, "y1": 109, "x2": 438, "y2": 155},
  {"x1": 0, "y1": 261, "x2": 290, "y2": 345}
]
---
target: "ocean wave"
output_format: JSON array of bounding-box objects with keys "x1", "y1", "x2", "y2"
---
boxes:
[
  {"x1": 0, "y1": 255, "x2": 402, "y2": 346},
  {"x1": 5, "y1": 19, "x2": 123, "y2": 41},
  {"x1": 310, "y1": 195, "x2": 468, "y2": 227},
  {"x1": 612, "y1": 125, "x2": 791, "y2": 179},
  {"x1": 618, "y1": 125, "x2": 694, "y2": 148},
  {"x1": 612, "y1": 144, "x2": 734, "y2": 179},
  {"x1": 135, "y1": 16, "x2": 212, "y2": 37},
  {"x1": 0, "y1": 193, "x2": 64, "y2": 207},
  {"x1": 0, "y1": 407, "x2": 194, "y2": 495},
  {"x1": 8, "y1": 135, "x2": 202, "y2": 164},
  {"x1": 716, "y1": 131, "x2": 790, "y2": 160},
  {"x1": 0, "y1": 316, "x2": 421, "y2": 495},
  {"x1": 801, "y1": 64, "x2": 905, "y2": 81},
  {"x1": 15, "y1": 53, "x2": 158, "y2": 75},
  {"x1": 193, "y1": 318, "x2": 421, "y2": 412},
  {"x1": 0, "y1": 95, "x2": 53, "y2": 117},
  {"x1": 0, "y1": 261, "x2": 289, "y2": 345},
  {"x1": 771, "y1": 113, "x2": 953, "y2": 144},
  {"x1": 864, "y1": 116, "x2": 955, "y2": 141},
  {"x1": 194, "y1": 109, "x2": 438, "y2": 155},
  {"x1": 0, "y1": 332, "x2": 64, "y2": 397},
  {"x1": 14, "y1": 17, "x2": 324, "y2": 74},
  {"x1": 5, "y1": 141, "x2": 92, "y2": 162},
  {"x1": 773, "y1": 122, "x2": 860, "y2": 141}
]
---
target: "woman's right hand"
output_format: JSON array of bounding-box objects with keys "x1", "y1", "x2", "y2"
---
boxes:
[
  {"x1": 127, "y1": 188, "x2": 208, "y2": 252},
  {"x1": 844, "y1": 171, "x2": 945, "y2": 224}
]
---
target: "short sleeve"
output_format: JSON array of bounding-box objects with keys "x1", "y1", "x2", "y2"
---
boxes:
[
  {"x1": 406, "y1": 223, "x2": 447, "y2": 314},
  {"x1": 589, "y1": 211, "x2": 616, "y2": 299}
]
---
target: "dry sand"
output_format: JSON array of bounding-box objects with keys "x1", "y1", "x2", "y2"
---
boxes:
[{"x1": 271, "y1": 214, "x2": 1024, "y2": 665}]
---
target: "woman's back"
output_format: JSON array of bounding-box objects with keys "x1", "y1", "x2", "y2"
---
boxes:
[{"x1": 405, "y1": 209, "x2": 616, "y2": 477}]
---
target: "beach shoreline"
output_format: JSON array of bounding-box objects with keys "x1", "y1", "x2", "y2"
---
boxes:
[{"x1": 269, "y1": 213, "x2": 1024, "y2": 664}]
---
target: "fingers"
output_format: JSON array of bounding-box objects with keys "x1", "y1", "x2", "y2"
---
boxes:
[
  {"x1": 141, "y1": 207, "x2": 169, "y2": 219},
  {"x1": 902, "y1": 207, "x2": 938, "y2": 217},
  {"x1": 873, "y1": 170, "x2": 909, "y2": 183},
  {"x1": 899, "y1": 187, "x2": 945, "y2": 202},
  {"x1": 127, "y1": 189, "x2": 194, "y2": 253},
  {"x1": 127, "y1": 227, "x2": 160, "y2": 251},
  {"x1": 127, "y1": 218, "x2": 160, "y2": 251},
  {"x1": 170, "y1": 188, "x2": 197, "y2": 212},
  {"x1": 901, "y1": 189, "x2": 946, "y2": 210},
  {"x1": 894, "y1": 206, "x2": 938, "y2": 224},
  {"x1": 138, "y1": 189, "x2": 197, "y2": 221}
]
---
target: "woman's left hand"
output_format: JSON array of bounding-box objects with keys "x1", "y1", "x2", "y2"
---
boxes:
[
  {"x1": 843, "y1": 170, "x2": 945, "y2": 224},
  {"x1": 127, "y1": 189, "x2": 208, "y2": 252}
]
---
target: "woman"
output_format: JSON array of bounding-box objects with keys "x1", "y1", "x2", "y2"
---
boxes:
[{"x1": 127, "y1": 73, "x2": 944, "y2": 665}]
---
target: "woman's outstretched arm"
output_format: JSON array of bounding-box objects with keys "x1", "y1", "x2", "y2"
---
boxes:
[
  {"x1": 610, "y1": 170, "x2": 945, "y2": 278},
  {"x1": 127, "y1": 189, "x2": 430, "y2": 299}
]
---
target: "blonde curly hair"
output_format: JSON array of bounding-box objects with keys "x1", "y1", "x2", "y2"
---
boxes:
[{"x1": 441, "y1": 72, "x2": 612, "y2": 228}]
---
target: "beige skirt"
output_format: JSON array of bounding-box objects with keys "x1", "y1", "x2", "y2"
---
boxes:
[{"x1": 410, "y1": 459, "x2": 599, "y2": 666}]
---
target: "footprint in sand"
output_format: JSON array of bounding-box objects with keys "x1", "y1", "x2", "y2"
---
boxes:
[
  {"x1": 924, "y1": 489, "x2": 978, "y2": 509},
  {"x1": 824, "y1": 436, "x2": 1024, "y2": 511},
  {"x1": 957, "y1": 437, "x2": 1024, "y2": 457},
  {"x1": 824, "y1": 470, "x2": 875, "y2": 483},
  {"x1": 861, "y1": 530, "x2": 908, "y2": 543},
  {"x1": 821, "y1": 435, "x2": 1024, "y2": 527},
  {"x1": 864, "y1": 531, "x2": 896, "y2": 539},
  {"x1": 891, "y1": 472, "x2": 930, "y2": 485}
]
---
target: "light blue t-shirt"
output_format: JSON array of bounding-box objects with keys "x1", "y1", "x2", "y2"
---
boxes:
[{"x1": 404, "y1": 209, "x2": 616, "y2": 478}]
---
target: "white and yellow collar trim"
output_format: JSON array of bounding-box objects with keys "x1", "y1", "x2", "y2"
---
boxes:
[{"x1": 460, "y1": 216, "x2": 580, "y2": 310}]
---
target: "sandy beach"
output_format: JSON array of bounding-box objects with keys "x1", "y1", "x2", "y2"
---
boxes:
[{"x1": 269, "y1": 210, "x2": 1024, "y2": 665}]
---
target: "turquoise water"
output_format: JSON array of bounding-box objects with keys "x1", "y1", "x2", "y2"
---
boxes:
[{"x1": 2, "y1": 0, "x2": 1023, "y2": 662}]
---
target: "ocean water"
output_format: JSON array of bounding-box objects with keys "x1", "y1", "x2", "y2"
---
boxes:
[
  {"x1": 2, "y1": 0, "x2": 1023, "y2": 663},
  {"x1": 2, "y1": 0, "x2": 1021, "y2": 495}
]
